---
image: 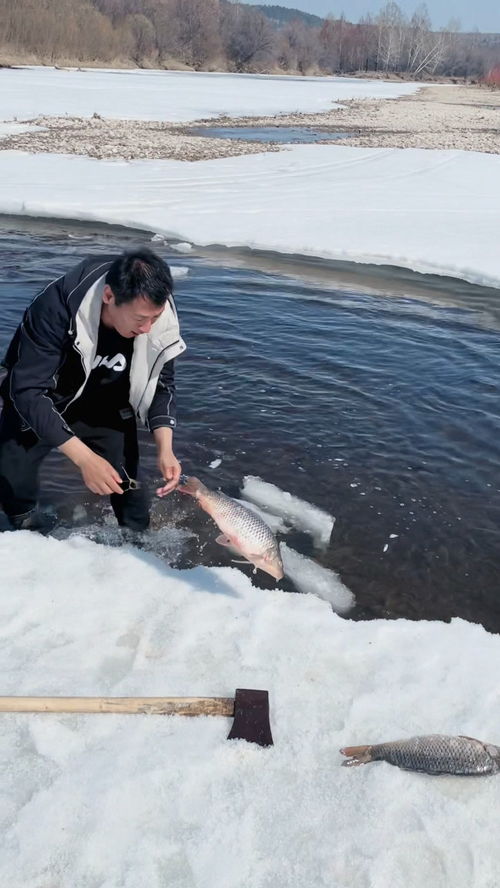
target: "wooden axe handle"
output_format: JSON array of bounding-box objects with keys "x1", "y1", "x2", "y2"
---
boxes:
[{"x1": 0, "y1": 696, "x2": 235, "y2": 716}]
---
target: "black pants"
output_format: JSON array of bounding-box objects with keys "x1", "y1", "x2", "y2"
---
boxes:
[{"x1": 0, "y1": 407, "x2": 150, "y2": 531}]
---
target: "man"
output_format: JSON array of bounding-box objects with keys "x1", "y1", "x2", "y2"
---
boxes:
[{"x1": 0, "y1": 247, "x2": 186, "y2": 531}]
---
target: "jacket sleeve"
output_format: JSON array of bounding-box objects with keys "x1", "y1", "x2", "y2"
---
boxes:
[
  {"x1": 147, "y1": 359, "x2": 177, "y2": 432},
  {"x1": 8, "y1": 277, "x2": 75, "y2": 448}
]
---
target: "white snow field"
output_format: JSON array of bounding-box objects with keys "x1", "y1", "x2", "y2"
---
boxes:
[
  {"x1": 0, "y1": 66, "x2": 419, "y2": 123},
  {"x1": 1, "y1": 144, "x2": 499, "y2": 288},
  {"x1": 1, "y1": 531, "x2": 500, "y2": 888}
]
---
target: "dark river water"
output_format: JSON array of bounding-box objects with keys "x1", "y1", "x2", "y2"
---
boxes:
[{"x1": 1, "y1": 216, "x2": 500, "y2": 632}]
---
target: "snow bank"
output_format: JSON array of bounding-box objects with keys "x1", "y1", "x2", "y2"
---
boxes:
[
  {"x1": 0, "y1": 67, "x2": 419, "y2": 124},
  {"x1": 241, "y1": 475, "x2": 334, "y2": 549},
  {"x1": 0, "y1": 531, "x2": 499, "y2": 887},
  {"x1": 1, "y1": 144, "x2": 499, "y2": 288}
]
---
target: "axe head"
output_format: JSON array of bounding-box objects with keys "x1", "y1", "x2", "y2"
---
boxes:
[{"x1": 227, "y1": 688, "x2": 274, "y2": 747}]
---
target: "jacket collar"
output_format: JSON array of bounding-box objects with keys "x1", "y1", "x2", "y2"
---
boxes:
[{"x1": 75, "y1": 273, "x2": 182, "y2": 363}]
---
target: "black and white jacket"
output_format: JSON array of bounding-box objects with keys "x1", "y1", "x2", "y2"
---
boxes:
[{"x1": 0, "y1": 255, "x2": 187, "y2": 447}]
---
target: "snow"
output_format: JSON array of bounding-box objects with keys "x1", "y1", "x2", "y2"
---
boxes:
[
  {"x1": 0, "y1": 67, "x2": 419, "y2": 124},
  {"x1": 0, "y1": 122, "x2": 43, "y2": 139},
  {"x1": 1, "y1": 144, "x2": 500, "y2": 288},
  {"x1": 241, "y1": 475, "x2": 335, "y2": 549},
  {"x1": 0, "y1": 530, "x2": 499, "y2": 887}
]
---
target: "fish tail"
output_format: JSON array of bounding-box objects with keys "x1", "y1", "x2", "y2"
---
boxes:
[
  {"x1": 340, "y1": 745, "x2": 374, "y2": 767},
  {"x1": 177, "y1": 476, "x2": 206, "y2": 498}
]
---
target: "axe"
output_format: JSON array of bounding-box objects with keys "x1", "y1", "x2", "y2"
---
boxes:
[{"x1": 0, "y1": 688, "x2": 273, "y2": 747}]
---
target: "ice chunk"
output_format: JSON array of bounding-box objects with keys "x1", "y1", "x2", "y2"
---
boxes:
[
  {"x1": 171, "y1": 266, "x2": 189, "y2": 278},
  {"x1": 209, "y1": 458, "x2": 222, "y2": 469},
  {"x1": 171, "y1": 242, "x2": 193, "y2": 253},
  {"x1": 280, "y1": 543, "x2": 355, "y2": 615},
  {"x1": 241, "y1": 475, "x2": 334, "y2": 549}
]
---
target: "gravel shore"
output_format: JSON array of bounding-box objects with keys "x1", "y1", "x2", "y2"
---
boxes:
[{"x1": 1, "y1": 83, "x2": 499, "y2": 160}]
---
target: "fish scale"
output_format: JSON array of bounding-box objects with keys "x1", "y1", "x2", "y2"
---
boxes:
[{"x1": 204, "y1": 489, "x2": 276, "y2": 549}]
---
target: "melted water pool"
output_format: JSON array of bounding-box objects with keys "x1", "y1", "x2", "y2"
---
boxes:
[{"x1": 191, "y1": 125, "x2": 350, "y2": 143}]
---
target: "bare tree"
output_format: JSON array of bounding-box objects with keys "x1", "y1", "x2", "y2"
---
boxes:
[
  {"x1": 279, "y1": 20, "x2": 320, "y2": 74},
  {"x1": 173, "y1": 0, "x2": 222, "y2": 69},
  {"x1": 0, "y1": 0, "x2": 497, "y2": 80},
  {"x1": 318, "y1": 16, "x2": 340, "y2": 72},
  {"x1": 376, "y1": 1, "x2": 406, "y2": 71},
  {"x1": 126, "y1": 12, "x2": 156, "y2": 63},
  {"x1": 144, "y1": 0, "x2": 181, "y2": 63},
  {"x1": 221, "y1": 3, "x2": 274, "y2": 72}
]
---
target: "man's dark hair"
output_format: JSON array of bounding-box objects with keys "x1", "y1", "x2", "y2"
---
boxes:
[{"x1": 106, "y1": 248, "x2": 173, "y2": 307}]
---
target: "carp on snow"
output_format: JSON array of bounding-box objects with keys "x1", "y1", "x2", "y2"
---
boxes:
[{"x1": 341, "y1": 734, "x2": 500, "y2": 776}]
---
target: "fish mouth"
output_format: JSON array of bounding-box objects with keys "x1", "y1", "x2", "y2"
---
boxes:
[
  {"x1": 267, "y1": 564, "x2": 284, "y2": 581},
  {"x1": 176, "y1": 475, "x2": 202, "y2": 497},
  {"x1": 258, "y1": 557, "x2": 284, "y2": 581}
]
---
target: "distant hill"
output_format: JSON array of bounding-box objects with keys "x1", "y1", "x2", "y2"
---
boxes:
[{"x1": 250, "y1": 4, "x2": 324, "y2": 28}]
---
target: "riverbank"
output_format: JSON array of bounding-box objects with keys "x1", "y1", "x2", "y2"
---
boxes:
[
  {"x1": 1, "y1": 82, "x2": 499, "y2": 160},
  {"x1": 217, "y1": 83, "x2": 500, "y2": 154}
]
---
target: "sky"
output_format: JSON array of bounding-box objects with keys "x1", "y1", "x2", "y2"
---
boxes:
[{"x1": 251, "y1": 0, "x2": 500, "y2": 33}]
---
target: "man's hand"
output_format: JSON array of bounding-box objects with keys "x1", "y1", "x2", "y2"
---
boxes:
[
  {"x1": 59, "y1": 437, "x2": 124, "y2": 496},
  {"x1": 79, "y1": 452, "x2": 125, "y2": 495},
  {"x1": 153, "y1": 427, "x2": 181, "y2": 497}
]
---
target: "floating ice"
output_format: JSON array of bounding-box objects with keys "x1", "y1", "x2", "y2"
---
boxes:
[
  {"x1": 280, "y1": 543, "x2": 355, "y2": 614},
  {"x1": 241, "y1": 475, "x2": 334, "y2": 549},
  {"x1": 171, "y1": 266, "x2": 189, "y2": 278},
  {"x1": 170, "y1": 242, "x2": 193, "y2": 253},
  {"x1": 209, "y1": 458, "x2": 222, "y2": 469}
]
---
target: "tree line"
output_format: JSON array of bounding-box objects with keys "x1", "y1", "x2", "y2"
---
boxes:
[{"x1": 0, "y1": 0, "x2": 498, "y2": 81}]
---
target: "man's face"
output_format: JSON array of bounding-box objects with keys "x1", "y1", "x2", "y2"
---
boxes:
[{"x1": 102, "y1": 287, "x2": 165, "y2": 338}]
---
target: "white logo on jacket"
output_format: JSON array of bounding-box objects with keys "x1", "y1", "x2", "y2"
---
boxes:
[{"x1": 92, "y1": 353, "x2": 127, "y2": 372}]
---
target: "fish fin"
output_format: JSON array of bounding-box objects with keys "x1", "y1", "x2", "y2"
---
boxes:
[
  {"x1": 215, "y1": 534, "x2": 233, "y2": 547},
  {"x1": 340, "y1": 745, "x2": 374, "y2": 767}
]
